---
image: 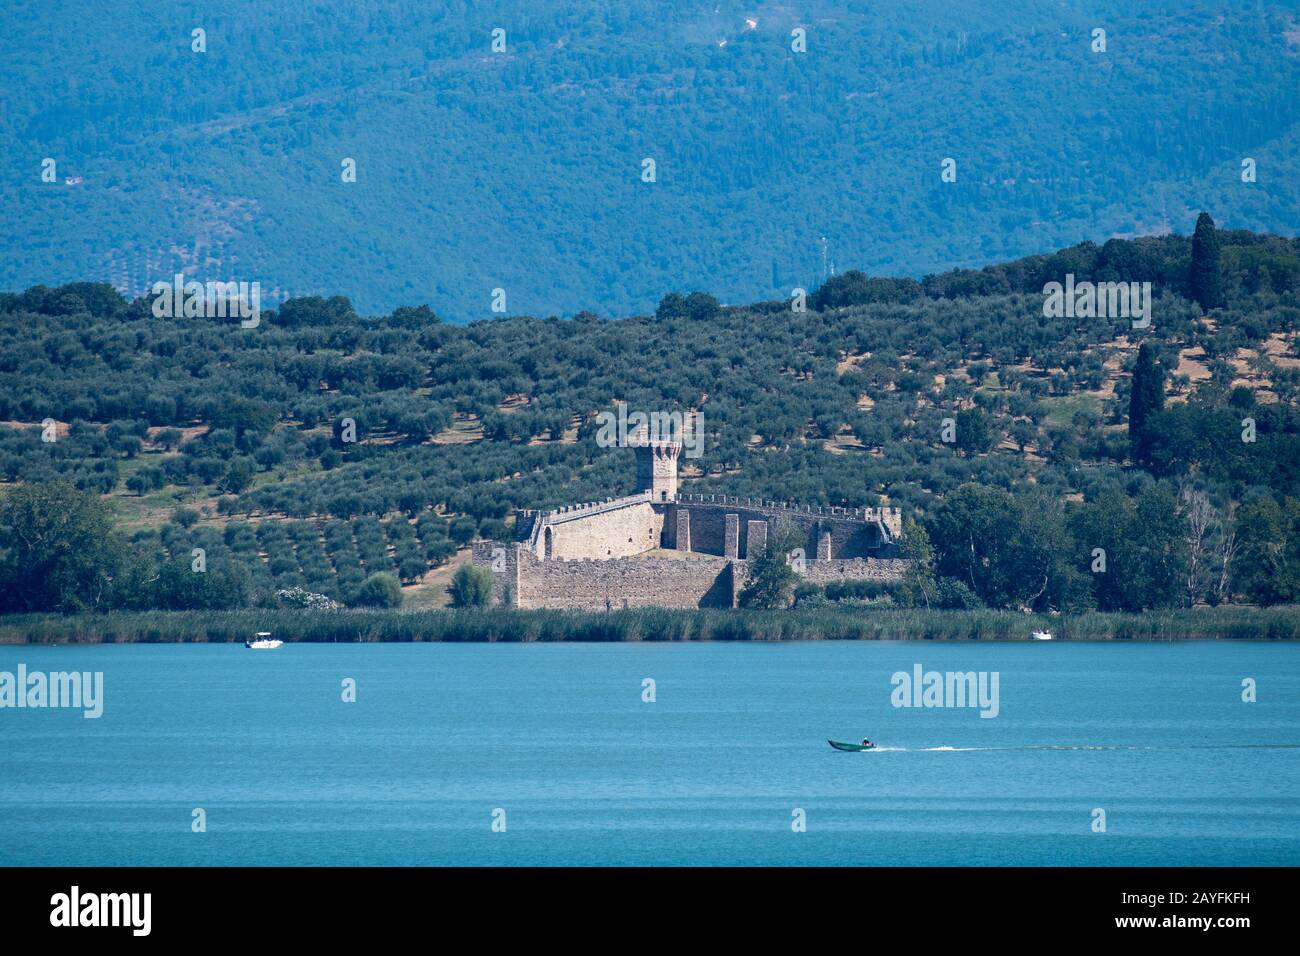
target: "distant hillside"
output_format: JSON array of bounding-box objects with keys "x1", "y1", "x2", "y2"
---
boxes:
[
  {"x1": 3, "y1": 1, "x2": 1300, "y2": 319},
  {"x1": 2, "y1": 220, "x2": 1299, "y2": 611}
]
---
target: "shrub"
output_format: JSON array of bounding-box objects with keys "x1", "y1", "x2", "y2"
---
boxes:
[
  {"x1": 936, "y1": 577, "x2": 984, "y2": 610},
  {"x1": 398, "y1": 556, "x2": 427, "y2": 583},
  {"x1": 350, "y1": 572, "x2": 403, "y2": 608},
  {"x1": 449, "y1": 563, "x2": 494, "y2": 607},
  {"x1": 738, "y1": 525, "x2": 800, "y2": 609}
]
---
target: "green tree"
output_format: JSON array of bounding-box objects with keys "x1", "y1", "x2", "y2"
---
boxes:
[
  {"x1": 1010, "y1": 488, "x2": 1092, "y2": 612},
  {"x1": 1127, "y1": 485, "x2": 1191, "y2": 609},
  {"x1": 1234, "y1": 495, "x2": 1300, "y2": 604},
  {"x1": 108, "y1": 543, "x2": 164, "y2": 610},
  {"x1": 1190, "y1": 211, "x2": 1222, "y2": 312},
  {"x1": 154, "y1": 556, "x2": 251, "y2": 610},
  {"x1": 351, "y1": 572, "x2": 404, "y2": 608},
  {"x1": 738, "y1": 522, "x2": 800, "y2": 609},
  {"x1": 0, "y1": 481, "x2": 125, "y2": 613},
  {"x1": 897, "y1": 519, "x2": 938, "y2": 608},
  {"x1": 1071, "y1": 485, "x2": 1189, "y2": 611},
  {"x1": 812, "y1": 271, "x2": 922, "y2": 310},
  {"x1": 1069, "y1": 489, "x2": 1133, "y2": 612},
  {"x1": 684, "y1": 291, "x2": 720, "y2": 322},
  {"x1": 219, "y1": 457, "x2": 257, "y2": 494},
  {"x1": 1010, "y1": 420, "x2": 1037, "y2": 453},
  {"x1": 928, "y1": 484, "x2": 1020, "y2": 606},
  {"x1": 655, "y1": 293, "x2": 688, "y2": 321},
  {"x1": 935, "y1": 578, "x2": 983, "y2": 609},
  {"x1": 955, "y1": 407, "x2": 998, "y2": 456},
  {"x1": 126, "y1": 466, "x2": 164, "y2": 496},
  {"x1": 155, "y1": 428, "x2": 184, "y2": 451},
  {"x1": 929, "y1": 485, "x2": 1084, "y2": 611},
  {"x1": 1128, "y1": 342, "x2": 1165, "y2": 465},
  {"x1": 449, "y1": 516, "x2": 478, "y2": 546},
  {"x1": 173, "y1": 506, "x2": 200, "y2": 528},
  {"x1": 449, "y1": 563, "x2": 494, "y2": 607}
]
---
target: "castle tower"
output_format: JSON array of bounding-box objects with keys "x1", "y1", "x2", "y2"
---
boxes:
[{"x1": 633, "y1": 440, "x2": 680, "y2": 500}]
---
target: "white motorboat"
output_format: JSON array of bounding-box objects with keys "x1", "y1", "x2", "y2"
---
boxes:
[
  {"x1": 245, "y1": 631, "x2": 283, "y2": 649},
  {"x1": 1030, "y1": 630, "x2": 1053, "y2": 641}
]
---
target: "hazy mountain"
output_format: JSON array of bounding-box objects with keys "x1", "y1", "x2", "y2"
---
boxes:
[{"x1": 4, "y1": 0, "x2": 1299, "y2": 319}]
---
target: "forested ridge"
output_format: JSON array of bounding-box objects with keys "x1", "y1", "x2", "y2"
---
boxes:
[
  {"x1": 2, "y1": 217, "x2": 1299, "y2": 616},
  {"x1": 4, "y1": 1, "x2": 1300, "y2": 318}
]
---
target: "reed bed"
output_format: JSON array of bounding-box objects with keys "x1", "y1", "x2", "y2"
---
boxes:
[{"x1": 2, "y1": 604, "x2": 1297, "y2": 644}]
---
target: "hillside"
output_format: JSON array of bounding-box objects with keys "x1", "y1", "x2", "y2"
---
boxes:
[
  {"x1": 2, "y1": 218, "x2": 1300, "y2": 613},
  {"x1": 3, "y1": 1, "x2": 1300, "y2": 319}
]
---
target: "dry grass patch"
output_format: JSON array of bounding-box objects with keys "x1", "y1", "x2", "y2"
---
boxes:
[
  {"x1": 434, "y1": 414, "x2": 484, "y2": 444},
  {"x1": 836, "y1": 351, "x2": 870, "y2": 375},
  {"x1": 1175, "y1": 347, "x2": 1213, "y2": 382},
  {"x1": 401, "y1": 548, "x2": 471, "y2": 609}
]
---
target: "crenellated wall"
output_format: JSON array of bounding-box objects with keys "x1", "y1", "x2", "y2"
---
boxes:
[
  {"x1": 634, "y1": 441, "x2": 680, "y2": 499},
  {"x1": 540, "y1": 500, "x2": 663, "y2": 560},
  {"x1": 472, "y1": 541, "x2": 907, "y2": 610},
  {"x1": 515, "y1": 492, "x2": 660, "y2": 558},
  {"x1": 667, "y1": 500, "x2": 894, "y2": 559},
  {"x1": 477, "y1": 454, "x2": 910, "y2": 610},
  {"x1": 673, "y1": 495, "x2": 902, "y2": 539}
]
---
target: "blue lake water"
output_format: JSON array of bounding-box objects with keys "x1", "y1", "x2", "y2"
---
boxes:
[{"x1": 1, "y1": 641, "x2": 1297, "y2": 866}]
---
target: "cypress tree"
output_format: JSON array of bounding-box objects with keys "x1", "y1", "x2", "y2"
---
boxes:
[
  {"x1": 1190, "y1": 211, "x2": 1222, "y2": 312},
  {"x1": 1129, "y1": 342, "x2": 1165, "y2": 463}
]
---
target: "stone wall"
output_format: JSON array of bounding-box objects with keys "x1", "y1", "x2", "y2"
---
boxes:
[
  {"x1": 529, "y1": 498, "x2": 664, "y2": 560},
  {"x1": 473, "y1": 484, "x2": 909, "y2": 610},
  {"x1": 470, "y1": 540, "x2": 521, "y2": 606},
  {"x1": 667, "y1": 501, "x2": 891, "y2": 559},
  {"x1": 634, "y1": 441, "x2": 680, "y2": 499},
  {"x1": 676, "y1": 494, "x2": 902, "y2": 538},
  {"x1": 515, "y1": 551, "x2": 735, "y2": 609},
  {"x1": 515, "y1": 494, "x2": 897, "y2": 563},
  {"x1": 472, "y1": 543, "x2": 908, "y2": 610}
]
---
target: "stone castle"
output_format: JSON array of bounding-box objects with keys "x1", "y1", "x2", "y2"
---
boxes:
[{"x1": 472, "y1": 437, "x2": 908, "y2": 610}]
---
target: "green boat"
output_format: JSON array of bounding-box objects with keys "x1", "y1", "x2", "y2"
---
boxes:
[{"x1": 828, "y1": 739, "x2": 877, "y2": 752}]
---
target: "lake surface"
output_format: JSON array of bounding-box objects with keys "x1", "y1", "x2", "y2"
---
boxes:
[{"x1": 1, "y1": 641, "x2": 1297, "y2": 866}]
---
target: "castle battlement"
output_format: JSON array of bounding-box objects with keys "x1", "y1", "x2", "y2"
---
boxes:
[
  {"x1": 674, "y1": 493, "x2": 902, "y2": 540},
  {"x1": 477, "y1": 440, "x2": 909, "y2": 608},
  {"x1": 541, "y1": 491, "x2": 652, "y2": 519}
]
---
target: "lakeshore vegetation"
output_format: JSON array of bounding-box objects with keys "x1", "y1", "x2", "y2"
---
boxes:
[
  {"x1": 2, "y1": 216, "x2": 1300, "y2": 632},
  {"x1": 4, "y1": 605, "x2": 1299, "y2": 645}
]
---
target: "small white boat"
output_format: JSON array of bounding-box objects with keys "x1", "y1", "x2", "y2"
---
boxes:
[
  {"x1": 1031, "y1": 630, "x2": 1053, "y2": 641},
  {"x1": 245, "y1": 631, "x2": 283, "y2": 650}
]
